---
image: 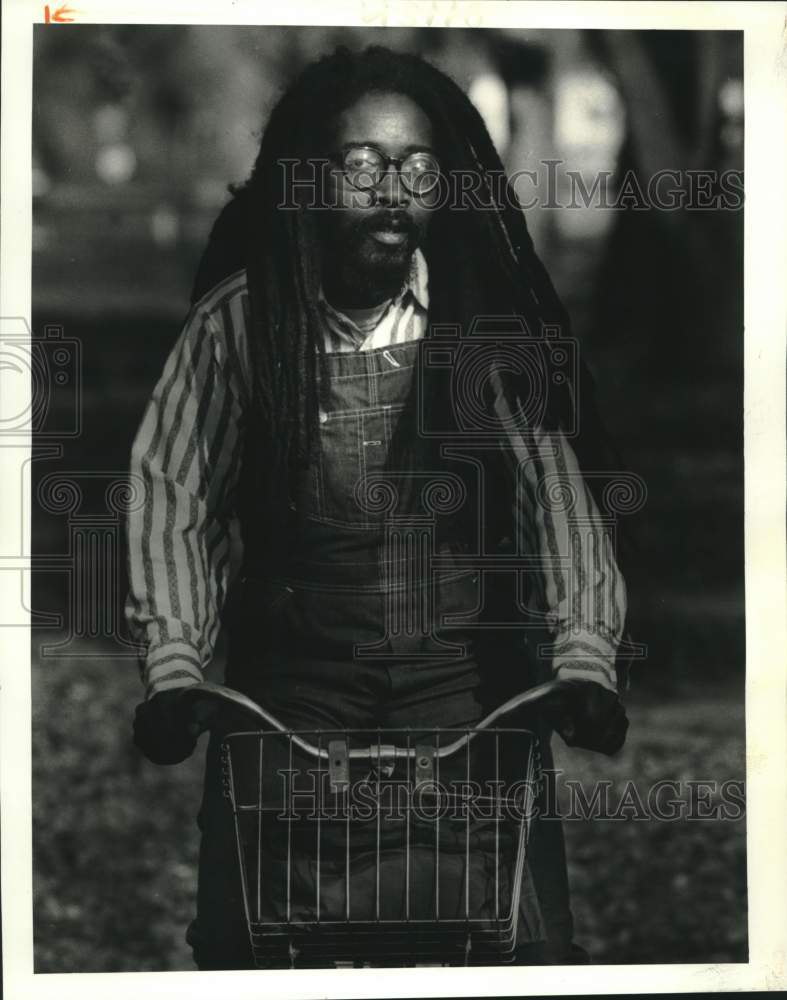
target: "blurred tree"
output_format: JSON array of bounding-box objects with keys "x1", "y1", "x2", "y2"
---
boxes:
[
  {"x1": 587, "y1": 30, "x2": 743, "y2": 379},
  {"x1": 581, "y1": 30, "x2": 745, "y2": 689},
  {"x1": 34, "y1": 27, "x2": 134, "y2": 183}
]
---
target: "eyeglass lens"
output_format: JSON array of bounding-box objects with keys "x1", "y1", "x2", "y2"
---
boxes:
[{"x1": 342, "y1": 147, "x2": 439, "y2": 194}]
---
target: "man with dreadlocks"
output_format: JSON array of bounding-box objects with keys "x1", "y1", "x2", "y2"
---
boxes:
[{"x1": 128, "y1": 46, "x2": 629, "y2": 969}]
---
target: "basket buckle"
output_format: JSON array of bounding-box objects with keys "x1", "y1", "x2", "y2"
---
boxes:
[
  {"x1": 327, "y1": 739, "x2": 349, "y2": 792},
  {"x1": 415, "y1": 744, "x2": 434, "y2": 784}
]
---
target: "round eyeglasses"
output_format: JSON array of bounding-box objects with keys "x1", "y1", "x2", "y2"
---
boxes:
[{"x1": 333, "y1": 145, "x2": 441, "y2": 196}]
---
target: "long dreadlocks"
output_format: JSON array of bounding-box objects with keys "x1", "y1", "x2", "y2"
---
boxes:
[{"x1": 190, "y1": 45, "x2": 627, "y2": 565}]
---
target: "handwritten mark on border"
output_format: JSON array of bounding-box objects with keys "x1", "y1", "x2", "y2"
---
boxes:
[{"x1": 44, "y1": 4, "x2": 79, "y2": 23}]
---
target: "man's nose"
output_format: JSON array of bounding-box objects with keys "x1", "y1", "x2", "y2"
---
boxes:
[{"x1": 375, "y1": 165, "x2": 410, "y2": 207}]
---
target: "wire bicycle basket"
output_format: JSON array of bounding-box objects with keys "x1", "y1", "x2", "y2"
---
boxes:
[{"x1": 220, "y1": 720, "x2": 543, "y2": 968}]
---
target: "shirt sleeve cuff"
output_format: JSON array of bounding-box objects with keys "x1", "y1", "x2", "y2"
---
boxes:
[
  {"x1": 551, "y1": 632, "x2": 619, "y2": 692},
  {"x1": 143, "y1": 641, "x2": 204, "y2": 699},
  {"x1": 553, "y1": 658, "x2": 617, "y2": 693}
]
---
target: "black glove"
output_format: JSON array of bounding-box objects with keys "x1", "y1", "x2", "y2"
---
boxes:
[
  {"x1": 133, "y1": 689, "x2": 199, "y2": 765},
  {"x1": 545, "y1": 678, "x2": 629, "y2": 755}
]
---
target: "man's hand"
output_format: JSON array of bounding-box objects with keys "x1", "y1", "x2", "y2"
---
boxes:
[
  {"x1": 133, "y1": 689, "x2": 200, "y2": 765},
  {"x1": 545, "y1": 678, "x2": 629, "y2": 755}
]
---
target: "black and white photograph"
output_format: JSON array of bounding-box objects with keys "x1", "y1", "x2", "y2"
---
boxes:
[{"x1": 1, "y1": 1, "x2": 785, "y2": 996}]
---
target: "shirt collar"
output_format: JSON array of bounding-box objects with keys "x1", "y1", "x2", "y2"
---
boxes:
[{"x1": 405, "y1": 247, "x2": 430, "y2": 311}]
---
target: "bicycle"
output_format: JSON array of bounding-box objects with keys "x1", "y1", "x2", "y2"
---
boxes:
[{"x1": 179, "y1": 678, "x2": 574, "y2": 968}]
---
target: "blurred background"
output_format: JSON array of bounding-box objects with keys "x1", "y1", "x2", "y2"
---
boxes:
[{"x1": 30, "y1": 26, "x2": 745, "y2": 970}]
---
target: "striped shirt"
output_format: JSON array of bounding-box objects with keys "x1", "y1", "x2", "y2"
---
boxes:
[{"x1": 126, "y1": 249, "x2": 626, "y2": 699}]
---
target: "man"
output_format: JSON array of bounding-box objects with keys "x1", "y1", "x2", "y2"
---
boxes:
[{"x1": 128, "y1": 46, "x2": 628, "y2": 969}]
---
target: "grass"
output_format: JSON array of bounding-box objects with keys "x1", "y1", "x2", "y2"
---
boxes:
[
  {"x1": 32, "y1": 652, "x2": 746, "y2": 971},
  {"x1": 555, "y1": 696, "x2": 747, "y2": 964},
  {"x1": 33, "y1": 653, "x2": 205, "y2": 972}
]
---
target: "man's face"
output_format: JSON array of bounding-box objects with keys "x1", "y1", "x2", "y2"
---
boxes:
[{"x1": 319, "y1": 91, "x2": 437, "y2": 292}]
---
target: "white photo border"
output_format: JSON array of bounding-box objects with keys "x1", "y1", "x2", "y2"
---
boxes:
[{"x1": 2, "y1": 1, "x2": 785, "y2": 996}]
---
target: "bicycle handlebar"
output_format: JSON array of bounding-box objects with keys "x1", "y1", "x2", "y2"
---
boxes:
[{"x1": 178, "y1": 679, "x2": 572, "y2": 761}]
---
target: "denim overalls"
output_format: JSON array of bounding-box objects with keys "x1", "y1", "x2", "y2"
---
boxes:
[
  {"x1": 189, "y1": 341, "x2": 581, "y2": 968},
  {"x1": 228, "y1": 339, "x2": 486, "y2": 726}
]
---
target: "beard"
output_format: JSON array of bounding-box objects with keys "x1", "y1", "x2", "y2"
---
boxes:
[{"x1": 322, "y1": 209, "x2": 421, "y2": 298}]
